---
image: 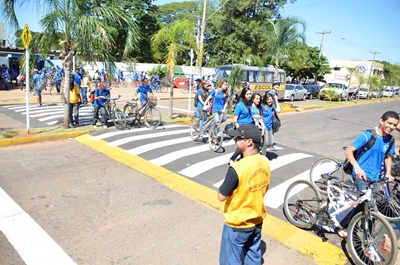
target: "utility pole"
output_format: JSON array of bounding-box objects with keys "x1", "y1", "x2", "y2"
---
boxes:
[
  {"x1": 198, "y1": 0, "x2": 207, "y2": 78},
  {"x1": 314, "y1": 30, "x2": 330, "y2": 84},
  {"x1": 368, "y1": 51, "x2": 380, "y2": 89}
]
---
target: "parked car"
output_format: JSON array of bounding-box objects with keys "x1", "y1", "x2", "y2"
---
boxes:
[
  {"x1": 357, "y1": 87, "x2": 370, "y2": 99},
  {"x1": 283, "y1": 84, "x2": 307, "y2": 101},
  {"x1": 382, "y1": 88, "x2": 395, "y2": 98},
  {"x1": 304, "y1": 85, "x2": 321, "y2": 99},
  {"x1": 369, "y1": 88, "x2": 383, "y2": 98},
  {"x1": 319, "y1": 83, "x2": 347, "y2": 101}
]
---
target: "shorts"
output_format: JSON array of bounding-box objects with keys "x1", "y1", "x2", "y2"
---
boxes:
[{"x1": 34, "y1": 86, "x2": 42, "y2": 96}]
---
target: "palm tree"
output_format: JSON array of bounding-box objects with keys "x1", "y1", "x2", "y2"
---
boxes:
[
  {"x1": 151, "y1": 19, "x2": 197, "y2": 119},
  {"x1": 1, "y1": 0, "x2": 140, "y2": 128},
  {"x1": 265, "y1": 17, "x2": 306, "y2": 81}
]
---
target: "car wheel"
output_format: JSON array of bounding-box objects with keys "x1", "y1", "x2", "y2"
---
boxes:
[
  {"x1": 302, "y1": 94, "x2": 306, "y2": 101},
  {"x1": 290, "y1": 95, "x2": 294, "y2": 101},
  {"x1": 309, "y1": 94, "x2": 313, "y2": 100}
]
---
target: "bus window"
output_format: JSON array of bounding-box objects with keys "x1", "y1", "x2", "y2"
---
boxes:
[
  {"x1": 248, "y1": 71, "x2": 255, "y2": 82},
  {"x1": 242, "y1": 71, "x2": 247, "y2": 81},
  {"x1": 279, "y1": 73, "x2": 286, "y2": 83},
  {"x1": 257, "y1": 71, "x2": 264, "y2": 82},
  {"x1": 215, "y1": 66, "x2": 232, "y2": 79},
  {"x1": 266, "y1": 72, "x2": 273, "y2": 83}
]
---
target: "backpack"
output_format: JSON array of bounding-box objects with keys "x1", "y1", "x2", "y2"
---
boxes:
[
  {"x1": 89, "y1": 89, "x2": 97, "y2": 104},
  {"x1": 343, "y1": 129, "x2": 395, "y2": 175},
  {"x1": 37, "y1": 77, "x2": 45, "y2": 91}
]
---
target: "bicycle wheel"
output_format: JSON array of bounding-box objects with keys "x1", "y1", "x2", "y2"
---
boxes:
[
  {"x1": 112, "y1": 106, "x2": 126, "y2": 130},
  {"x1": 123, "y1": 104, "x2": 138, "y2": 126},
  {"x1": 208, "y1": 123, "x2": 223, "y2": 152},
  {"x1": 190, "y1": 115, "x2": 202, "y2": 141},
  {"x1": 347, "y1": 211, "x2": 398, "y2": 265},
  {"x1": 374, "y1": 180, "x2": 400, "y2": 222},
  {"x1": 160, "y1": 85, "x2": 168, "y2": 93},
  {"x1": 144, "y1": 107, "x2": 161, "y2": 129},
  {"x1": 283, "y1": 180, "x2": 322, "y2": 229},
  {"x1": 309, "y1": 157, "x2": 346, "y2": 195}
]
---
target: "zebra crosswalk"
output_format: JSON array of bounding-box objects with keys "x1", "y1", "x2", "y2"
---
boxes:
[
  {"x1": 2, "y1": 103, "x2": 94, "y2": 126},
  {"x1": 87, "y1": 124, "x2": 320, "y2": 210}
]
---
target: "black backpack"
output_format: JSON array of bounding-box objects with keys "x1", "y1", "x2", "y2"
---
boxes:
[
  {"x1": 194, "y1": 92, "x2": 199, "y2": 107},
  {"x1": 343, "y1": 129, "x2": 394, "y2": 174}
]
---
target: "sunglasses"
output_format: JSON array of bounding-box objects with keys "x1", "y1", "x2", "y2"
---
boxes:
[{"x1": 234, "y1": 136, "x2": 248, "y2": 141}]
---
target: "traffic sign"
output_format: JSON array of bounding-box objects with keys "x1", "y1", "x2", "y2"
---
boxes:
[{"x1": 21, "y1": 24, "x2": 32, "y2": 49}]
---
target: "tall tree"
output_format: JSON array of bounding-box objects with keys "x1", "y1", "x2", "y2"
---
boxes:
[
  {"x1": 151, "y1": 19, "x2": 197, "y2": 119},
  {"x1": 264, "y1": 16, "x2": 306, "y2": 81},
  {"x1": 1, "y1": 0, "x2": 140, "y2": 128}
]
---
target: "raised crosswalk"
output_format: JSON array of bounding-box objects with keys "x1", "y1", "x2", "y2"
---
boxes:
[
  {"x1": 2, "y1": 103, "x2": 94, "y2": 126},
  {"x1": 87, "y1": 124, "x2": 319, "y2": 210}
]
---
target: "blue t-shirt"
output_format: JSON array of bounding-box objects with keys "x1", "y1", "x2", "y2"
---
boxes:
[
  {"x1": 233, "y1": 101, "x2": 253, "y2": 125},
  {"x1": 251, "y1": 105, "x2": 261, "y2": 124},
  {"x1": 351, "y1": 130, "x2": 395, "y2": 180},
  {"x1": 33, "y1": 74, "x2": 40, "y2": 85},
  {"x1": 93, "y1": 89, "x2": 110, "y2": 107},
  {"x1": 133, "y1": 74, "x2": 138, "y2": 81},
  {"x1": 74, "y1": 73, "x2": 82, "y2": 86},
  {"x1": 136, "y1": 84, "x2": 152, "y2": 101},
  {"x1": 54, "y1": 72, "x2": 62, "y2": 84},
  {"x1": 210, "y1": 89, "x2": 229, "y2": 112},
  {"x1": 261, "y1": 104, "x2": 274, "y2": 130},
  {"x1": 196, "y1": 88, "x2": 208, "y2": 108}
]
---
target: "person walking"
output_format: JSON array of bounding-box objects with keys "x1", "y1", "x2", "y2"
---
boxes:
[
  {"x1": 261, "y1": 93, "x2": 278, "y2": 155},
  {"x1": 32, "y1": 70, "x2": 44, "y2": 107},
  {"x1": 218, "y1": 124, "x2": 271, "y2": 265},
  {"x1": 338, "y1": 110, "x2": 399, "y2": 238},
  {"x1": 81, "y1": 73, "x2": 90, "y2": 105},
  {"x1": 203, "y1": 78, "x2": 229, "y2": 125},
  {"x1": 69, "y1": 81, "x2": 82, "y2": 127},
  {"x1": 268, "y1": 81, "x2": 281, "y2": 114},
  {"x1": 229, "y1": 86, "x2": 253, "y2": 164}
]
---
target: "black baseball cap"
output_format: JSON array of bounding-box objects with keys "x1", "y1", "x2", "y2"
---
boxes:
[
  {"x1": 195, "y1": 78, "x2": 202, "y2": 82},
  {"x1": 230, "y1": 124, "x2": 261, "y2": 143}
]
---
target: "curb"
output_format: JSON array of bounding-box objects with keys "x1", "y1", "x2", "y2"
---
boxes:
[{"x1": 0, "y1": 130, "x2": 90, "y2": 147}]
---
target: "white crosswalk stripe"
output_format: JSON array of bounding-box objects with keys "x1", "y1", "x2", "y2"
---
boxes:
[{"x1": 2, "y1": 103, "x2": 94, "y2": 126}]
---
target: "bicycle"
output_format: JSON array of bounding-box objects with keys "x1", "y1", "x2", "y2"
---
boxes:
[
  {"x1": 190, "y1": 110, "x2": 223, "y2": 152},
  {"x1": 99, "y1": 95, "x2": 126, "y2": 130},
  {"x1": 122, "y1": 95, "x2": 162, "y2": 129},
  {"x1": 283, "y1": 176, "x2": 398, "y2": 265},
  {"x1": 151, "y1": 80, "x2": 167, "y2": 93},
  {"x1": 309, "y1": 155, "x2": 400, "y2": 222}
]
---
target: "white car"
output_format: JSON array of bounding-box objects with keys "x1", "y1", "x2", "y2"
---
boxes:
[
  {"x1": 283, "y1": 84, "x2": 307, "y2": 101},
  {"x1": 319, "y1": 83, "x2": 348, "y2": 101},
  {"x1": 383, "y1": 88, "x2": 394, "y2": 98},
  {"x1": 357, "y1": 87, "x2": 370, "y2": 99}
]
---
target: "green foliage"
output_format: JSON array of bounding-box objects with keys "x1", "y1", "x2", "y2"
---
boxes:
[
  {"x1": 157, "y1": 1, "x2": 201, "y2": 25},
  {"x1": 227, "y1": 65, "x2": 244, "y2": 109},
  {"x1": 148, "y1": 65, "x2": 167, "y2": 79},
  {"x1": 319, "y1": 89, "x2": 341, "y2": 102},
  {"x1": 124, "y1": 58, "x2": 138, "y2": 74}
]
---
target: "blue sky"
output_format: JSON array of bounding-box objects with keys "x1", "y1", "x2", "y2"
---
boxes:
[{"x1": 6, "y1": 0, "x2": 400, "y2": 64}]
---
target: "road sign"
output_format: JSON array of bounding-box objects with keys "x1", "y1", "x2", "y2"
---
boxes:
[{"x1": 21, "y1": 24, "x2": 32, "y2": 49}]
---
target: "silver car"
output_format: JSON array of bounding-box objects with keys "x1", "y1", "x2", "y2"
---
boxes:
[{"x1": 283, "y1": 84, "x2": 307, "y2": 101}]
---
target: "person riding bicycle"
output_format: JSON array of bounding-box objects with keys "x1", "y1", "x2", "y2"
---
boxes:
[
  {"x1": 134, "y1": 78, "x2": 154, "y2": 106},
  {"x1": 150, "y1": 72, "x2": 160, "y2": 92},
  {"x1": 92, "y1": 82, "x2": 110, "y2": 128},
  {"x1": 338, "y1": 111, "x2": 399, "y2": 238}
]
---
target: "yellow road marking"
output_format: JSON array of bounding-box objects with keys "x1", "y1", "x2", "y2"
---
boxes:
[{"x1": 76, "y1": 133, "x2": 348, "y2": 265}]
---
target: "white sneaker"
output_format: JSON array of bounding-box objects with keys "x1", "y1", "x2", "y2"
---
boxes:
[
  {"x1": 102, "y1": 125, "x2": 107, "y2": 129},
  {"x1": 92, "y1": 125, "x2": 97, "y2": 128}
]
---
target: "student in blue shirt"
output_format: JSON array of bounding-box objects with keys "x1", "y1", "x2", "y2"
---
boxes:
[
  {"x1": 203, "y1": 78, "x2": 229, "y2": 124},
  {"x1": 261, "y1": 93, "x2": 277, "y2": 155},
  {"x1": 134, "y1": 78, "x2": 154, "y2": 106},
  {"x1": 196, "y1": 80, "x2": 209, "y2": 129},
  {"x1": 92, "y1": 82, "x2": 111, "y2": 128},
  {"x1": 54, "y1": 71, "x2": 62, "y2": 94},
  {"x1": 229, "y1": 86, "x2": 254, "y2": 164}
]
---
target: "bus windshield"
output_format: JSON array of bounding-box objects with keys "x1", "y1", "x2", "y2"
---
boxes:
[{"x1": 215, "y1": 66, "x2": 233, "y2": 79}]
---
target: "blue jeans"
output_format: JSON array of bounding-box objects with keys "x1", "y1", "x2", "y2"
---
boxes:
[
  {"x1": 197, "y1": 108, "x2": 206, "y2": 129},
  {"x1": 93, "y1": 106, "x2": 106, "y2": 126},
  {"x1": 219, "y1": 223, "x2": 262, "y2": 265},
  {"x1": 80, "y1": 87, "x2": 88, "y2": 104}
]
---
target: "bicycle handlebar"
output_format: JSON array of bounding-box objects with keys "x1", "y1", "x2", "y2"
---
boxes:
[{"x1": 106, "y1": 95, "x2": 122, "y2": 101}]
